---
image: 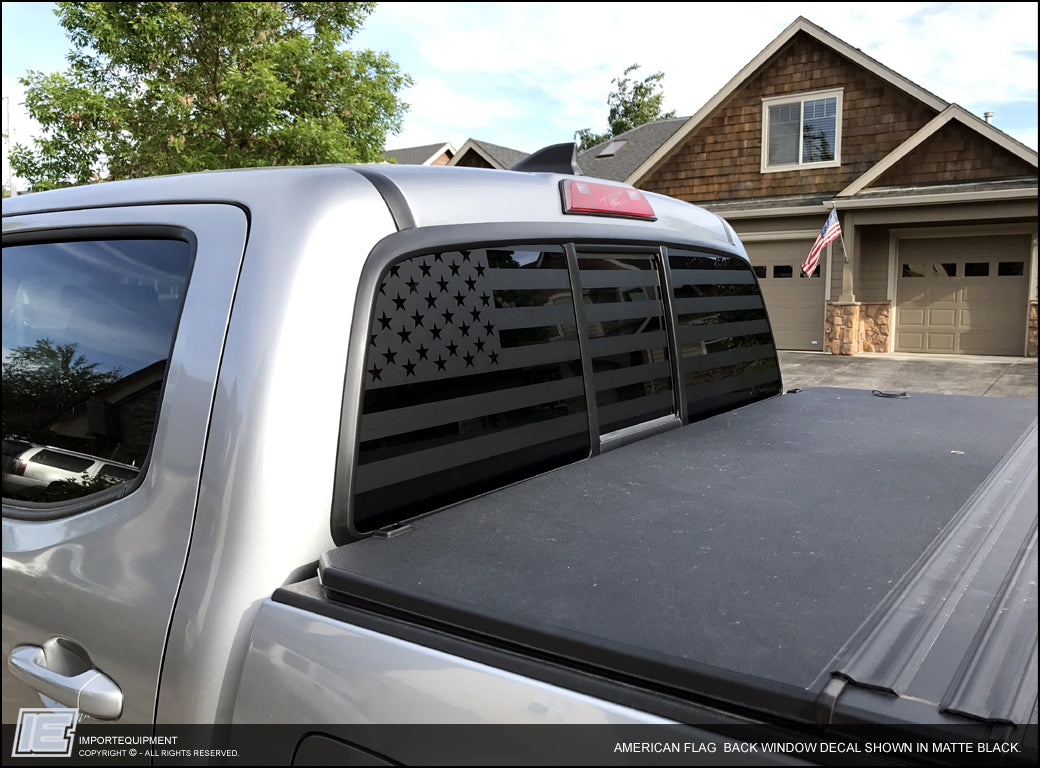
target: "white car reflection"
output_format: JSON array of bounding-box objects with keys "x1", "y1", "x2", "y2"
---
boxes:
[{"x1": 2, "y1": 441, "x2": 138, "y2": 501}]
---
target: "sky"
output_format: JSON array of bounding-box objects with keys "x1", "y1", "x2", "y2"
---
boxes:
[{"x1": 2, "y1": 1, "x2": 1037, "y2": 189}]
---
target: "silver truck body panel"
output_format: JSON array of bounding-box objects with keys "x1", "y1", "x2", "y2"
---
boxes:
[
  {"x1": 2, "y1": 203, "x2": 248, "y2": 723},
  {"x1": 150, "y1": 173, "x2": 401, "y2": 723},
  {"x1": 234, "y1": 600, "x2": 672, "y2": 725}
]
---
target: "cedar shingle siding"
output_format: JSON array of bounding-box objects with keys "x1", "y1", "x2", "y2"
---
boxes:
[
  {"x1": 641, "y1": 33, "x2": 941, "y2": 202},
  {"x1": 870, "y1": 121, "x2": 1037, "y2": 188}
]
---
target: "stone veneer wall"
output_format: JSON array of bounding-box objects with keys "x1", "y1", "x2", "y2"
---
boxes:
[
  {"x1": 858, "y1": 303, "x2": 891, "y2": 353},
  {"x1": 825, "y1": 302, "x2": 891, "y2": 355},
  {"x1": 1029, "y1": 300, "x2": 1038, "y2": 358},
  {"x1": 825, "y1": 303, "x2": 860, "y2": 355}
]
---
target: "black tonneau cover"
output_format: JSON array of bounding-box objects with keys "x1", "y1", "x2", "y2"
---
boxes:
[{"x1": 314, "y1": 388, "x2": 1037, "y2": 728}]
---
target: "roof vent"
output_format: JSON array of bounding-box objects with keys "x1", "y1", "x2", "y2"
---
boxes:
[{"x1": 984, "y1": 111, "x2": 994, "y2": 124}]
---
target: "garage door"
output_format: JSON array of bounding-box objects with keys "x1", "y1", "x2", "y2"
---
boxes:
[
  {"x1": 895, "y1": 235, "x2": 1029, "y2": 355},
  {"x1": 745, "y1": 241, "x2": 824, "y2": 351}
]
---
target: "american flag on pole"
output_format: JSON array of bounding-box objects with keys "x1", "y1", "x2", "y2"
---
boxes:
[{"x1": 802, "y1": 208, "x2": 840, "y2": 276}]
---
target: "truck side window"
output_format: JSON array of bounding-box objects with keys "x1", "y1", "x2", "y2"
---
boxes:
[
  {"x1": 669, "y1": 250, "x2": 782, "y2": 419},
  {"x1": 354, "y1": 246, "x2": 589, "y2": 532},
  {"x1": 2, "y1": 239, "x2": 191, "y2": 506}
]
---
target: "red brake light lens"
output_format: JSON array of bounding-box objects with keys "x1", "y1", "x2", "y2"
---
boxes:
[{"x1": 561, "y1": 180, "x2": 656, "y2": 220}]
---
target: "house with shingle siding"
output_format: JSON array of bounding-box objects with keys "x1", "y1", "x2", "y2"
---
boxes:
[
  {"x1": 384, "y1": 142, "x2": 456, "y2": 166},
  {"x1": 448, "y1": 139, "x2": 529, "y2": 170},
  {"x1": 625, "y1": 17, "x2": 1037, "y2": 356}
]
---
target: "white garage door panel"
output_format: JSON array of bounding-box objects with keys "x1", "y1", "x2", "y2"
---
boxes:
[
  {"x1": 895, "y1": 235, "x2": 1029, "y2": 356},
  {"x1": 901, "y1": 308, "x2": 925, "y2": 325},
  {"x1": 926, "y1": 334, "x2": 955, "y2": 352},
  {"x1": 962, "y1": 284, "x2": 993, "y2": 302},
  {"x1": 744, "y1": 240, "x2": 824, "y2": 351}
]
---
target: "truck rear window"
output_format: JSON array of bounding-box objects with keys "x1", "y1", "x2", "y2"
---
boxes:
[
  {"x1": 351, "y1": 243, "x2": 780, "y2": 533},
  {"x1": 354, "y1": 246, "x2": 590, "y2": 531},
  {"x1": 578, "y1": 254, "x2": 674, "y2": 434},
  {"x1": 669, "y1": 250, "x2": 780, "y2": 420}
]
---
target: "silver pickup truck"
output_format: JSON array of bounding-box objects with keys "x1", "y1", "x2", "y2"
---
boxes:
[{"x1": 3, "y1": 149, "x2": 1036, "y2": 765}]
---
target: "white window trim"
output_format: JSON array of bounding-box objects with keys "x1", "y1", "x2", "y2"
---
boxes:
[{"x1": 761, "y1": 88, "x2": 843, "y2": 173}]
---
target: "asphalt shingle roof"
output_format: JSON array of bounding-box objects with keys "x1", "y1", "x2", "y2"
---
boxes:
[
  {"x1": 384, "y1": 143, "x2": 451, "y2": 165},
  {"x1": 465, "y1": 139, "x2": 530, "y2": 169},
  {"x1": 577, "y1": 118, "x2": 688, "y2": 182}
]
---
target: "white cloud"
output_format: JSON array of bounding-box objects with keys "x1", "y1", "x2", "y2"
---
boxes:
[
  {"x1": 387, "y1": 78, "x2": 529, "y2": 149},
  {"x1": 5, "y1": 1, "x2": 1037, "y2": 167},
  {"x1": 358, "y1": 2, "x2": 1037, "y2": 152}
]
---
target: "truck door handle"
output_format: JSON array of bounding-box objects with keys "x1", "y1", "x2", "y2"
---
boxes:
[{"x1": 9, "y1": 639, "x2": 123, "y2": 720}]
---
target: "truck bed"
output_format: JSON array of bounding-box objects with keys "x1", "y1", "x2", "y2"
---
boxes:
[{"x1": 279, "y1": 387, "x2": 1037, "y2": 733}]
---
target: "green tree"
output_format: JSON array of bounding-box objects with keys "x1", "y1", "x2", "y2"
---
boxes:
[
  {"x1": 10, "y1": 2, "x2": 412, "y2": 190},
  {"x1": 575, "y1": 64, "x2": 676, "y2": 151}
]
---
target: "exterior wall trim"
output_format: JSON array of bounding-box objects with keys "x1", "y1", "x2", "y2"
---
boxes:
[
  {"x1": 887, "y1": 223, "x2": 1035, "y2": 239},
  {"x1": 705, "y1": 188, "x2": 1036, "y2": 221},
  {"x1": 832, "y1": 187, "x2": 1037, "y2": 210},
  {"x1": 702, "y1": 204, "x2": 828, "y2": 219},
  {"x1": 1030, "y1": 227, "x2": 1039, "y2": 304},
  {"x1": 887, "y1": 233, "x2": 899, "y2": 352},
  {"x1": 736, "y1": 230, "x2": 822, "y2": 241}
]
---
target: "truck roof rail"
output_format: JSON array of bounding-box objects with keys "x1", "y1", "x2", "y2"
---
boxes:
[{"x1": 510, "y1": 143, "x2": 584, "y2": 175}]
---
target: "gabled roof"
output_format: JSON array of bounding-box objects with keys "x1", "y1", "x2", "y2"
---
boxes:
[
  {"x1": 447, "y1": 138, "x2": 529, "y2": 169},
  {"x1": 577, "y1": 117, "x2": 688, "y2": 182},
  {"x1": 837, "y1": 104, "x2": 1038, "y2": 197},
  {"x1": 384, "y1": 142, "x2": 456, "y2": 166},
  {"x1": 628, "y1": 16, "x2": 953, "y2": 185}
]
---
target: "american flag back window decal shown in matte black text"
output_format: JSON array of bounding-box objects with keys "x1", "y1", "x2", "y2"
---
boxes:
[{"x1": 355, "y1": 246, "x2": 590, "y2": 531}]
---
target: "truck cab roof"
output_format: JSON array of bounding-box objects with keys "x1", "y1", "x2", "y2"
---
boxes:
[{"x1": 2, "y1": 163, "x2": 740, "y2": 255}]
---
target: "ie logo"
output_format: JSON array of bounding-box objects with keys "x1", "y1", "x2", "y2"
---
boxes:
[{"x1": 11, "y1": 708, "x2": 79, "y2": 758}]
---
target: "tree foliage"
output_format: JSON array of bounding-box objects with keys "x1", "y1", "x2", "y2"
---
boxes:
[
  {"x1": 575, "y1": 64, "x2": 676, "y2": 151},
  {"x1": 11, "y1": 2, "x2": 412, "y2": 190},
  {"x1": 2, "y1": 339, "x2": 122, "y2": 435}
]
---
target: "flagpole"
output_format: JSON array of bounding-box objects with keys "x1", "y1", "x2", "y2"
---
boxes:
[{"x1": 832, "y1": 203, "x2": 850, "y2": 263}]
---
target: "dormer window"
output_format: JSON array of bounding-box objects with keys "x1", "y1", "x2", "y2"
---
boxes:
[{"x1": 761, "y1": 89, "x2": 843, "y2": 172}]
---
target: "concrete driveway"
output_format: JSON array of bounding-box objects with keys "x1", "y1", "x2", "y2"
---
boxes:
[{"x1": 777, "y1": 351, "x2": 1038, "y2": 398}]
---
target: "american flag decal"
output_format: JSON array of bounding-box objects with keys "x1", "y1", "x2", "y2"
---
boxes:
[
  {"x1": 366, "y1": 249, "x2": 507, "y2": 387},
  {"x1": 669, "y1": 250, "x2": 782, "y2": 419},
  {"x1": 355, "y1": 246, "x2": 591, "y2": 531},
  {"x1": 352, "y1": 245, "x2": 781, "y2": 532}
]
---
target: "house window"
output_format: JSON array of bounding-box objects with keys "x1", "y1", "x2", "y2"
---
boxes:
[{"x1": 762, "y1": 89, "x2": 842, "y2": 172}]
